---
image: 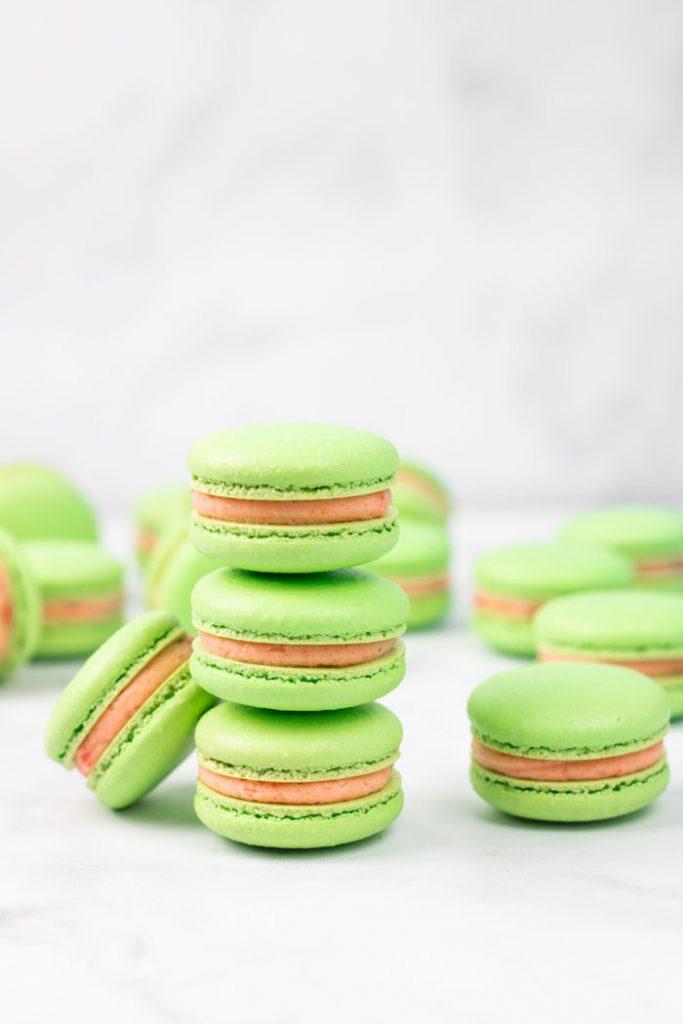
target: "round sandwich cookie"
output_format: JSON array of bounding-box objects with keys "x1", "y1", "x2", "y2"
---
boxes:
[
  {"x1": 135, "y1": 484, "x2": 191, "y2": 567},
  {"x1": 194, "y1": 701, "x2": 404, "y2": 848},
  {"x1": 560, "y1": 505, "x2": 683, "y2": 591},
  {"x1": 0, "y1": 463, "x2": 97, "y2": 542},
  {"x1": 0, "y1": 528, "x2": 41, "y2": 679},
  {"x1": 473, "y1": 542, "x2": 633, "y2": 657},
  {"x1": 392, "y1": 460, "x2": 450, "y2": 523},
  {"x1": 23, "y1": 541, "x2": 125, "y2": 658},
  {"x1": 191, "y1": 568, "x2": 408, "y2": 711},
  {"x1": 535, "y1": 590, "x2": 683, "y2": 718},
  {"x1": 188, "y1": 423, "x2": 399, "y2": 573},
  {"x1": 45, "y1": 612, "x2": 216, "y2": 809},
  {"x1": 146, "y1": 521, "x2": 222, "y2": 633},
  {"x1": 468, "y1": 662, "x2": 670, "y2": 823},
  {"x1": 363, "y1": 518, "x2": 450, "y2": 629}
]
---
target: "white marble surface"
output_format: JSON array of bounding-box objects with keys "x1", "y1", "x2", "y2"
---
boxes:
[{"x1": 3, "y1": 506, "x2": 683, "y2": 1023}]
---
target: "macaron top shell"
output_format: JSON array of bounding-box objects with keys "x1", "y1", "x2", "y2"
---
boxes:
[
  {"x1": 195, "y1": 701, "x2": 403, "y2": 780},
  {"x1": 560, "y1": 505, "x2": 683, "y2": 557},
  {"x1": 189, "y1": 423, "x2": 399, "y2": 500},
  {"x1": 535, "y1": 590, "x2": 683, "y2": 657},
  {"x1": 23, "y1": 541, "x2": 123, "y2": 598},
  {"x1": 474, "y1": 542, "x2": 633, "y2": 599},
  {"x1": 0, "y1": 464, "x2": 97, "y2": 541},
  {"x1": 393, "y1": 461, "x2": 450, "y2": 522},
  {"x1": 467, "y1": 662, "x2": 670, "y2": 759},
  {"x1": 45, "y1": 611, "x2": 185, "y2": 767},
  {"x1": 192, "y1": 568, "x2": 409, "y2": 644},
  {"x1": 364, "y1": 519, "x2": 449, "y2": 577},
  {"x1": 0, "y1": 528, "x2": 41, "y2": 676}
]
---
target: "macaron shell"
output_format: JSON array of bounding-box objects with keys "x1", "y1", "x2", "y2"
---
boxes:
[
  {"x1": 0, "y1": 528, "x2": 41, "y2": 677},
  {"x1": 560, "y1": 505, "x2": 683, "y2": 558},
  {"x1": 22, "y1": 540, "x2": 123, "y2": 599},
  {"x1": 665, "y1": 681, "x2": 683, "y2": 718},
  {"x1": 195, "y1": 770, "x2": 403, "y2": 848},
  {"x1": 190, "y1": 641, "x2": 406, "y2": 711},
  {"x1": 36, "y1": 616, "x2": 125, "y2": 660},
  {"x1": 191, "y1": 568, "x2": 409, "y2": 644},
  {"x1": 189, "y1": 513, "x2": 399, "y2": 574},
  {"x1": 189, "y1": 423, "x2": 398, "y2": 500},
  {"x1": 0, "y1": 464, "x2": 98, "y2": 542},
  {"x1": 474, "y1": 542, "x2": 634, "y2": 600},
  {"x1": 146, "y1": 525, "x2": 223, "y2": 632},
  {"x1": 472, "y1": 613, "x2": 536, "y2": 657},
  {"x1": 406, "y1": 591, "x2": 450, "y2": 630},
  {"x1": 90, "y1": 666, "x2": 216, "y2": 809}
]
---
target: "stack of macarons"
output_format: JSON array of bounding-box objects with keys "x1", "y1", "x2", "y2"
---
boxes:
[
  {"x1": 187, "y1": 423, "x2": 408, "y2": 849},
  {"x1": 364, "y1": 459, "x2": 452, "y2": 629}
]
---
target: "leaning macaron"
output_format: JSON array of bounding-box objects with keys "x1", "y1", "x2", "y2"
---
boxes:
[
  {"x1": 392, "y1": 461, "x2": 450, "y2": 523},
  {"x1": 146, "y1": 521, "x2": 222, "y2": 633},
  {"x1": 188, "y1": 423, "x2": 399, "y2": 572},
  {"x1": 0, "y1": 528, "x2": 41, "y2": 678},
  {"x1": 560, "y1": 505, "x2": 683, "y2": 591},
  {"x1": 535, "y1": 590, "x2": 683, "y2": 718},
  {"x1": 191, "y1": 568, "x2": 408, "y2": 711},
  {"x1": 0, "y1": 463, "x2": 97, "y2": 541},
  {"x1": 194, "y1": 701, "x2": 404, "y2": 848},
  {"x1": 363, "y1": 518, "x2": 450, "y2": 629},
  {"x1": 134, "y1": 484, "x2": 191, "y2": 567},
  {"x1": 473, "y1": 542, "x2": 633, "y2": 656},
  {"x1": 23, "y1": 541, "x2": 124, "y2": 658},
  {"x1": 468, "y1": 662, "x2": 670, "y2": 822},
  {"x1": 45, "y1": 611, "x2": 216, "y2": 808}
]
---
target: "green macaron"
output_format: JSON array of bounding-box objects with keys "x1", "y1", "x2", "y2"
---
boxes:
[
  {"x1": 146, "y1": 521, "x2": 223, "y2": 633},
  {"x1": 194, "y1": 701, "x2": 404, "y2": 848},
  {"x1": 363, "y1": 518, "x2": 450, "y2": 629},
  {"x1": 468, "y1": 662, "x2": 670, "y2": 823},
  {"x1": 191, "y1": 568, "x2": 408, "y2": 711},
  {"x1": 45, "y1": 611, "x2": 216, "y2": 809},
  {"x1": 0, "y1": 528, "x2": 41, "y2": 678},
  {"x1": 392, "y1": 461, "x2": 451, "y2": 523},
  {"x1": 134, "y1": 484, "x2": 191, "y2": 568},
  {"x1": 560, "y1": 505, "x2": 683, "y2": 591},
  {"x1": 535, "y1": 589, "x2": 683, "y2": 718},
  {"x1": 473, "y1": 542, "x2": 634, "y2": 656},
  {"x1": 0, "y1": 463, "x2": 98, "y2": 542},
  {"x1": 188, "y1": 423, "x2": 399, "y2": 572},
  {"x1": 23, "y1": 541, "x2": 125, "y2": 658}
]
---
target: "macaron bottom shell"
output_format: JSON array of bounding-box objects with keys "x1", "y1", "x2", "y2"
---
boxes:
[
  {"x1": 194, "y1": 771, "x2": 403, "y2": 848},
  {"x1": 406, "y1": 591, "x2": 450, "y2": 630},
  {"x1": 473, "y1": 613, "x2": 536, "y2": 657},
  {"x1": 36, "y1": 616, "x2": 124, "y2": 659},
  {"x1": 470, "y1": 758, "x2": 669, "y2": 823},
  {"x1": 190, "y1": 642, "x2": 406, "y2": 712},
  {"x1": 189, "y1": 516, "x2": 398, "y2": 574}
]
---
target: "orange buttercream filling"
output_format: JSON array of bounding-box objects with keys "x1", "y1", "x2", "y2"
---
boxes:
[
  {"x1": 393, "y1": 573, "x2": 449, "y2": 598},
  {"x1": 198, "y1": 632, "x2": 396, "y2": 668},
  {"x1": 44, "y1": 594, "x2": 123, "y2": 623},
  {"x1": 472, "y1": 738, "x2": 664, "y2": 782},
  {"x1": 137, "y1": 529, "x2": 158, "y2": 555},
  {"x1": 539, "y1": 648, "x2": 683, "y2": 678},
  {"x1": 75, "y1": 636, "x2": 193, "y2": 775},
  {"x1": 0, "y1": 568, "x2": 11, "y2": 662},
  {"x1": 635, "y1": 555, "x2": 683, "y2": 578},
  {"x1": 474, "y1": 591, "x2": 542, "y2": 619},
  {"x1": 191, "y1": 488, "x2": 392, "y2": 526},
  {"x1": 198, "y1": 764, "x2": 393, "y2": 805}
]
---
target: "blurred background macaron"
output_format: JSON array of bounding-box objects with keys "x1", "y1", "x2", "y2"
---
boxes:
[
  {"x1": 145, "y1": 520, "x2": 222, "y2": 633},
  {"x1": 0, "y1": 528, "x2": 41, "y2": 679},
  {"x1": 23, "y1": 541, "x2": 124, "y2": 658},
  {"x1": 472, "y1": 541, "x2": 633, "y2": 656},
  {"x1": 392, "y1": 460, "x2": 451, "y2": 523},
  {"x1": 0, "y1": 463, "x2": 97, "y2": 541},
  {"x1": 363, "y1": 518, "x2": 450, "y2": 629},
  {"x1": 134, "y1": 484, "x2": 191, "y2": 568},
  {"x1": 559, "y1": 505, "x2": 683, "y2": 592}
]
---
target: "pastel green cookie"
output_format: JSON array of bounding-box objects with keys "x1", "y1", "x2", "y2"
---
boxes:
[
  {"x1": 473, "y1": 542, "x2": 634, "y2": 656},
  {"x1": 188, "y1": 423, "x2": 399, "y2": 572},
  {"x1": 363, "y1": 518, "x2": 450, "y2": 629},
  {"x1": 0, "y1": 464, "x2": 97, "y2": 542},
  {"x1": 191, "y1": 568, "x2": 408, "y2": 711},
  {"x1": 45, "y1": 611, "x2": 216, "y2": 808},
  {"x1": 392, "y1": 461, "x2": 451, "y2": 523},
  {"x1": 560, "y1": 505, "x2": 683, "y2": 591},
  {"x1": 194, "y1": 701, "x2": 404, "y2": 848},
  {"x1": 535, "y1": 589, "x2": 683, "y2": 718},
  {"x1": 23, "y1": 541, "x2": 124, "y2": 658},
  {"x1": 134, "y1": 484, "x2": 191, "y2": 567},
  {"x1": 146, "y1": 521, "x2": 222, "y2": 632},
  {"x1": 0, "y1": 528, "x2": 41, "y2": 678},
  {"x1": 468, "y1": 662, "x2": 670, "y2": 822}
]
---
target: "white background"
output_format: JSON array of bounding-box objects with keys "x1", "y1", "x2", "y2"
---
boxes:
[{"x1": 2, "y1": 1, "x2": 683, "y2": 508}]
